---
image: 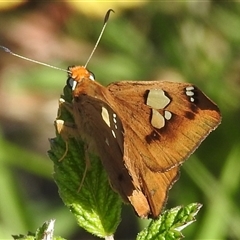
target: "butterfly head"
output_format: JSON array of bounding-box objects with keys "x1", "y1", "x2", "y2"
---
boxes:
[{"x1": 67, "y1": 66, "x2": 95, "y2": 91}]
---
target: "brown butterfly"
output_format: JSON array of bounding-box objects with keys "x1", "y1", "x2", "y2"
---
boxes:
[
  {"x1": 0, "y1": 10, "x2": 221, "y2": 219},
  {"x1": 59, "y1": 65, "x2": 221, "y2": 218}
]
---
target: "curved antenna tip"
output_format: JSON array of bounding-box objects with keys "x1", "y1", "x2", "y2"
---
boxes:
[{"x1": 104, "y1": 9, "x2": 115, "y2": 24}]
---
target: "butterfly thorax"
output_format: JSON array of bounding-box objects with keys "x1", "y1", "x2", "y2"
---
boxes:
[{"x1": 68, "y1": 66, "x2": 107, "y2": 102}]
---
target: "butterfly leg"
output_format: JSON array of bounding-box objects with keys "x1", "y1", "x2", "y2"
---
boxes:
[
  {"x1": 58, "y1": 97, "x2": 74, "y2": 115},
  {"x1": 77, "y1": 144, "x2": 92, "y2": 192},
  {"x1": 54, "y1": 119, "x2": 77, "y2": 161}
]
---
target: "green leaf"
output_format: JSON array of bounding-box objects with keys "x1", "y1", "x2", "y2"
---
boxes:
[
  {"x1": 12, "y1": 233, "x2": 34, "y2": 240},
  {"x1": 48, "y1": 86, "x2": 122, "y2": 238},
  {"x1": 137, "y1": 203, "x2": 202, "y2": 240}
]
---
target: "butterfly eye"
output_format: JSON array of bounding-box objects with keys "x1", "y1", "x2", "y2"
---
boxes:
[
  {"x1": 89, "y1": 71, "x2": 95, "y2": 81},
  {"x1": 67, "y1": 77, "x2": 74, "y2": 88},
  {"x1": 67, "y1": 77, "x2": 77, "y2": 90}
]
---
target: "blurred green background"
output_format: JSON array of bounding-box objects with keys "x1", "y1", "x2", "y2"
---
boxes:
[{"x1": 0, "y1": 1, "x2": 239, "y2": 239}]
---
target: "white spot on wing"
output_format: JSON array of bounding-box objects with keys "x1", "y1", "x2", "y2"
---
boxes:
[
  {"x1": 147, "y1": 89, "x2": 170, "y2": 109},
  {"x1": 151, "y1": 109, "x2": 165, "y2": 129},
  {"x1": 101, "y1": 107, "x2": 111, "y2": 127},
  {"x1": 111, "y1": 130, "x2": 116, "y2": 138},
  {"x1": 186, "y1": 91, "x2": 194, "y2": 96},
  {"x1": 164, "y1": 110, "x2": 172, "y2": 120},
  {"x1": 186, "y1": 86, "x2": 194, "y2": 91}
]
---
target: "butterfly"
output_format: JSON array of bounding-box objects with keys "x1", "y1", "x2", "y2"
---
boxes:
[
  {"x1": 0, "y1": 9, "x2": 221, "y2": 219},
  {"x1": 57, "y1": 65, "x2": 221, "y2": 218}
]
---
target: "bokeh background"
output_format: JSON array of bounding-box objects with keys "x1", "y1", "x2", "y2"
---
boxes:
[{"x1": 0, "y1": 1, "x2": 239, "y2": 239}]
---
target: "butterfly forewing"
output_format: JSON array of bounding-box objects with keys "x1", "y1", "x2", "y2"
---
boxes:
[{"x1": 107, "y1": 81, "x2": 221, "y2": 172}]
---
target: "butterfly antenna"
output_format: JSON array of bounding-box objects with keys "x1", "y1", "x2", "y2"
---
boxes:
[
  {"x1": 0, "y1": 45, "x2": 70, "y2": 73},
  {"x1": 84, "y1": 9, "x2": 114, "y2": 68}
]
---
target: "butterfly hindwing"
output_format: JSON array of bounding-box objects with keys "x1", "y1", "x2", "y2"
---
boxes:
[{"x1": 72, "y1": 93, "x2": 151, "y2": 216}]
